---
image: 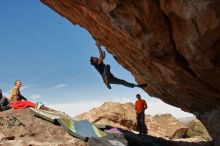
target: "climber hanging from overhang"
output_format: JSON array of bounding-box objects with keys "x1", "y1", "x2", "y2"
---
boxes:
[{"x1": 90, "y1": 43, "x2": 147, "y2": 89}]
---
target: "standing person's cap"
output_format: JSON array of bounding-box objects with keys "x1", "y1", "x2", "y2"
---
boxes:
[{"x1": 136, "y1": 94, "x2": 141, "y2": 98}]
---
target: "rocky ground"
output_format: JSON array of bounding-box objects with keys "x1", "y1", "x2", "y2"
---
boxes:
[
  {"x1": 0, "y1": 102, "x2": 212, "y2": 146},
  {"x1": 75, "y1": 102, "x2": 212, "y2": 143},
  {"x1": 0, "y1": 109, "x2": 87, "y2": 146}
]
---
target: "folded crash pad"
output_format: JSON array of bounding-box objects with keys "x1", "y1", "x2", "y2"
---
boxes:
[
  {"x1": 30, "y1": 108, "x2": 71, "y2": 124},
  {"x1": 57, "y1": 118, "x2": 106, "y2": 141}
]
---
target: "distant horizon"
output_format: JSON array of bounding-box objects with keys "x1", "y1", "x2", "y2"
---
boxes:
[
  {"x1": 1, "y1": 85, "x2": 194, "y2": 118},
  {"x1": 0, "y1": 0, "x2": 194, "y2": 119},
  {"x1": 46, "y1": 97, "x2": 194, "y2": 118}
]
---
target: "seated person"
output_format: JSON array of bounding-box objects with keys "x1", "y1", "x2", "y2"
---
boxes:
[
  {"x1": 0, "y1": 89, "x2": 11, "y2": 111},
  {"x1": 8, "y1": 80, "x2": 27, "y2": 102},
  {"x1": 7, "y1": 80, "x2": 49, "y2": 110},
  {"x1": 8, "y1": 80, "x2": 35, "y2": 109}
]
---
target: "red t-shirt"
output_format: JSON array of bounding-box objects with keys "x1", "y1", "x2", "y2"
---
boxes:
[{"x1": 135, "y1": 99, "x2": 147, "y2": 113}]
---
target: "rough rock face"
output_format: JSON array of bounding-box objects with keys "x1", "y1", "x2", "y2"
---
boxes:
[
  {"x1": 0, "y1": 109, "x2": 87, "y2": 146},
  {"x1": 74, "y1": 102, "x2": 189, "y2": 139},
  {"x1": 74, "y1": 102, "x2": 136, "y2": 130},
  {"x1": 199, "y1": 108, "x2": 220, "y2": 145},
  {"x1": 147, "y1": 114, "x2": 188, "y2": 139},
  {"x1": 41, "y1": 0, "x2": 220, "y2": 145}
]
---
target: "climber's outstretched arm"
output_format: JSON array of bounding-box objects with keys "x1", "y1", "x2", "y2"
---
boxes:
[{"x1": 96, "y1": 43, "x2": 105, "y2": 65}]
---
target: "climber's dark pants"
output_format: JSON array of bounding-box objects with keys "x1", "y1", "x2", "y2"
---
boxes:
[
  {"x1": 136, "y1": 111, "x2": 147, "y2": 135},
  {"x1": 102, "y1": 65, "x2": 135, "y2": 88}
]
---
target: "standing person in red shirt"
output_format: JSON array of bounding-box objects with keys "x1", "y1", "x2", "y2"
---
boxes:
[{"x1": 135, "y1": 94, "x2": 148, "y2": 136}]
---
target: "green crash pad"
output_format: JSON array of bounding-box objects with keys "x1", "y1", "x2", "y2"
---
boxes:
[{"x1": 57, "y1": 118, "x2": 106, "y2": 141}]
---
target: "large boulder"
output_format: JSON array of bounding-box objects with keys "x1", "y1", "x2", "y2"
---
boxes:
[
  {"x1": 41, "y1": 0, "x2": 220, "y2": 145},
  {"x1": 147, "y1": 114, "x2": 188, "y2": 139},
  {"x1": 74, "y1": 102, "x2": 136, "y2": 130}
]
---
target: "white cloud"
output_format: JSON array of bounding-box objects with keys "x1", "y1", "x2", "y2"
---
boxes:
[
  {"x1": 20, "y1": 85, "x2": 31, "y2": 90},
  {"x1": 52, "y1": 84, "x2": 68, "y2": 89},
  {"x1": 30, "y1": 94, "x2": 42, "y2": 100},
  {"x1": 111, "y1": 97, "x2": 132, "y2": 103},
  {"x1": 21, "y1": 85, "x2": 35, "y2": 91},
  {"x1": 146, "y1": 98, "x2": 194, "y2": 118},
  {"x1": 3, "y1": 92, "x2": 9, "y2": 97},
  {"x1": 47, "y1": 100, "x2": 104, "y2": 117}
]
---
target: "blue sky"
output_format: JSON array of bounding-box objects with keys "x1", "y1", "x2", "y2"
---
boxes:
[{"x1": 0, "y1": 0, "x2": 193, "y2": 118}]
